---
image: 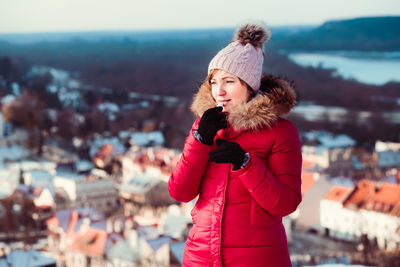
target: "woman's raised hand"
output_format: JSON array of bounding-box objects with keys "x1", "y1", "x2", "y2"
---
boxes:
[{"x1": 196, "y1": 106, "x2": 228, "y2": 145}]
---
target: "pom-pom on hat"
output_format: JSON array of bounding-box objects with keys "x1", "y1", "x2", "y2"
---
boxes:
[{"x1": 208, "y1": 22, "x2": 271, "y2": 91}]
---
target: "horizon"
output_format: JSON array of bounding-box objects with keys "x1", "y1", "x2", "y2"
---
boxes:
[
  {"x1": 1, "y1": 0, "x2": 399, "y2": 34},
  {"x1": 0, "y1": 24, "x2": 315, "y2": 36},
  {"x1": 0, "y1": 15, "x2": 397, "y2": 37}
]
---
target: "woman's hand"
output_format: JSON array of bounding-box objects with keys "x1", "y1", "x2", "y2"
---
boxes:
[
  {"x1": 209, "y1": 139, "x2": 249, "y2": 170},
  {"x1": 196, "y1": 106, "x2": 228, "y2": 145}
]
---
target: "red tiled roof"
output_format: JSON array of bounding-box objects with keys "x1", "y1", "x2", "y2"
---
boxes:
[
  {"x1": 94, "y1": 144, "x2": 114, "y2": 159},
  {"x1": 302, "y1": 159, "x2": 315, "y2": 171},
  {"x1": 67, "y1": 228, "x2": 108, "y2": 256},
  {"x1": 46, "y1": 216, "x2": 59, "y2": 228},
  {"x1": 363, "y1": 182, "x2": 400, "y2": 216},
  {"x1": 339, "y1": 179, "x2": 400, "y2": 217},
  {"x1": 324, "y1": 185, "x2": 353, "y2": 203},
  {"x1": 343, "y1": 180, "x2": 376, "y2": 210},
  {"x1": 301, "y1": 172, "x2": 317, "y2": 196}
]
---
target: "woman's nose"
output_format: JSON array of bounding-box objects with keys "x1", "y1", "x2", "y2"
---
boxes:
[{"x1": 216, "y1": 84, "x2": 226, "y2": 96}]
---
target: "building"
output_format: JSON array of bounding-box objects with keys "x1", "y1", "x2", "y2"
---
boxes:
[
  {"x1": 301, "y1": 131, "x2": 356, "y2": 176},
  {"x1": 47, "y1": 207, "x2": 142, "y2": 267},
  {"x1": 53, "y1": 172, "x2": 118, "y2": 214},
  {"x1": 296, "y1": 172, "x2": 333, "y2": 230},
  {"x1": 320, "y1": 185, "x2": 355, "y2": 240},
  {"x1": 320, "y1": 180, "x2": 400, "y2": 251},
  {"x1": 0, "y1": 184, "x2": 53, "y2": 241},
  {"x1": 46, "y1": 207, "x2": 105, "y2": 255},
  {"x1": 141, "y1": 236, "x2": 171, "y2": 267},
  {"x1": 118, "y1": 174, "x2": 176, "y2": 217},
  {"x1": 375, "y1": 140, "x2": 400, "y2": 177}
]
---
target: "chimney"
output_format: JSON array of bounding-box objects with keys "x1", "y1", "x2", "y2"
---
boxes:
[{"x1": 106, "y1": 218, "x2": 113, "y2": 233}]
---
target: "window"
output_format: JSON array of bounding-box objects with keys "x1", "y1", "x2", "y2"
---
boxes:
[
  {"x1": 0, "y1": 204, "x2": 5, "y2": 218},
  {"x1": 12, "y1": 203, "x2": 22, "y2": 214}
]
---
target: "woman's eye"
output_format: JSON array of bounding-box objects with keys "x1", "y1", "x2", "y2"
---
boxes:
[{"x1": 226, "y1": 80, "x2": 234, "y2": 83}]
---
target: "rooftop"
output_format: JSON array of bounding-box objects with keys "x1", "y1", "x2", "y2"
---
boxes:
[{"x1": 324, "y1": 185, "x2": 353, "y2": 203}]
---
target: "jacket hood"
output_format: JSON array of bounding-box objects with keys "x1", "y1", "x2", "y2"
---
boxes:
[{"x1": 191, "y1": 74, "x2": 297, "y2": 132}]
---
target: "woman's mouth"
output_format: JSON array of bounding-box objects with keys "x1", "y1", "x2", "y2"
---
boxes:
[{"x1": 218, "y1": 100, "x2": 230, "y2": 106}]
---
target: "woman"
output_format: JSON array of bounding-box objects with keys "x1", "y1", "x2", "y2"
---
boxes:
[{"x1": 168, "y1": 23, "x2": 302, "y2": 267}]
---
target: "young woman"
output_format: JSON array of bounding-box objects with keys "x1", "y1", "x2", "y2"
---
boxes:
[{"x1": 168, "y1": 23, "x2": 302, "y2": 267}]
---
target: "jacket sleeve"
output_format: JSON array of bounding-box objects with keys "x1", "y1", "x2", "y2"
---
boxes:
[
  {"x1": 168, "y1": 119, "x2": 215, "y2": 203},
  {"x1": 237, "y1": 120, "x2": 302, "y2": 217}
]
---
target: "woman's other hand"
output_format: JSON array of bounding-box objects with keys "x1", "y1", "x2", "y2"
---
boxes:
[{"x1": 209, "y1": 139, "x2": 249, "y2": 170}]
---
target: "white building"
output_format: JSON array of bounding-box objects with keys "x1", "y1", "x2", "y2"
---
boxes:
[
  {"x1": 302, "y1": 131, "x2": 356, "y2": 176},
  {"x1": 118, "y1": 174, "x2": 175, "y2": 217},
  {"x1": 54, "y1": 171, "x2": 117, "y2": 214},
  {"x1": 320, "y1": 180, "x2": 400, "y2": 251},
  {"x1": 129, "y1": 131, "x2": 165, "y2": 147},
  {"x1": 23, "y1": 169, "x2": 56, "y2": 195},
  {"x1": 320, "y1": 185, "x2": 360, "y2": 241}
]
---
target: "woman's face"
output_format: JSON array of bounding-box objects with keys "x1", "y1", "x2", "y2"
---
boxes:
[{"x1": 210, "y1": 69, "x2": 250, "y2": 113}]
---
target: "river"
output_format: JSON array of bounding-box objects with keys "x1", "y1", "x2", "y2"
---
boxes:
[{"x1": 287, "y1": 51, "x2": 400, "y2": 85}]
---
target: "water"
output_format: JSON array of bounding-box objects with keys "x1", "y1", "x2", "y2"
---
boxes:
[
  {"x1": 288, "y1": 51, "x2": 400, "y2": 85},
  {"x1": 291, "y1": 103, "x2": 400, "y2": 123}
]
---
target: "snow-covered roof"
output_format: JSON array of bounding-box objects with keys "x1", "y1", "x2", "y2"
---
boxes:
[
  {"x1": 28, "y1": 169, "x2": 54, "y2": 180},
  {"x1": 119, "y1": 175, "x2": 161, "y2": 194},
  {"x1": 0, "y1": 169, "x2": 19, "y2": 198},
  {"x1": 97, "y1": 102, "x2": 120, "y2": 113},
  {"x1": 378, "y1": 150, "x2": 400, "y2": 167},
  {"x1": 75, "y1": 160, "x2": 93, "y2": 173},
  {"x1": 58, "y1": 89, "x2": 82, "y2": 108},
  {"x1": 318, "y1": 134, "x2": 356, "y2": 149},
  {"x1": 0, "y1": 250, "x2": 56, "y2": 267},
  {"x1": 54, "y1": 209, "x2": 73, "y2": 233},
  {"x1": 130, "y1": 131, "x2": 165, "y2": 146},
  {"x1": 375, "y1": 140, "x2": 400, "y2": 152},
  {"x1": 170, "y1": 241, "x2": 186, "y2": 265},
  {"x1": 73, "y1": 207, "x2": 105, "y2": 232},
  {"x1": 145, "y1": 236, "x2": 171, "y2": 251},
  {"x1": 55, "y1": 170, "x2": 86, "y2": 181},
  {"x1": 89, "y1": 137, "x2": 125, "y2": 157},
  {"x1": 1, "y1": 94, "x2": 16, "y2": 105},
  {"x1": 351, "y1": 156, "x2": 364, "y2": 170},
  {"x1": 107, "y1": 239, "x2": 138, "y2": 262},
  {"x1": 303, "y1": 131, "x2": 356, "y2": 149},
  {"x1": 0, "y1": 145, "x2": 30, "y2": 161},
  {"x1": 137, "y1": 225, "x2": 159, "y2": 240},
  {"x1": 161, "y1": 214, "x2": 192, "y2": 239},
  {"x1": 329, "y1": 177, "x2": 355, "y2": 187}
]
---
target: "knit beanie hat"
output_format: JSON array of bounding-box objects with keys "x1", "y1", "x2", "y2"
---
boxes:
[{"x1": 208, "y1": 23, "x2": 271, "y2": 91}]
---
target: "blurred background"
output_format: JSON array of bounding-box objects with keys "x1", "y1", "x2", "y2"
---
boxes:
[{"x1": 0, "y1": 0, "x2": 399, "y2": 266}]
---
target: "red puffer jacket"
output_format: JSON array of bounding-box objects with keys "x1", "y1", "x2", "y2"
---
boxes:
[{"x1": 169, "y1": 75, "x2": 302, "y2": 267}]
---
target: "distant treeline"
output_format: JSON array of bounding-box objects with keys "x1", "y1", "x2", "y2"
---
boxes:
[
  {"x1": 1, "y1": 16, "x2": 400, "y2": 148},
  {"x1": 271, "y1": 16, "x2": 400, "y2": 51}
]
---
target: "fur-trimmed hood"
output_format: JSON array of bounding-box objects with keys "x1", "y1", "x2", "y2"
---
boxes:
[{"x1": 191, "y1": 74, "x2": 297, "y2": 132}]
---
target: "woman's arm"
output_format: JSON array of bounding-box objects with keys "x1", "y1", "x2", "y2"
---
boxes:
[
  {"x1": 237, "y1": 120, "x2": 302, "y2": 217},
  {"x1": 168, "y1": 119, "x2": 215, "y2": 202}
]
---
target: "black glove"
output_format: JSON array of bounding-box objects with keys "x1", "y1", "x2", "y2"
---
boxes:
[
  {"x1": 209, "y1": 139, "x2": 247, "y2": 170},
  {"x1": 197, "y1": 106, "x2": 228, "y2": 145}
]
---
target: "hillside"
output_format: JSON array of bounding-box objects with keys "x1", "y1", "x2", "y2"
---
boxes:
[
  {"x1": 1, "y1": 17, "x2": 400, "y2": 148},
  {"x1": 271, "y1": 16, "x2": 400, "y2": 51}
]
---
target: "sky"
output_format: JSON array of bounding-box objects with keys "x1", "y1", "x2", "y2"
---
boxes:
[{"x1": 0, "y1": 0, "x2": 399, "y2": 33}]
